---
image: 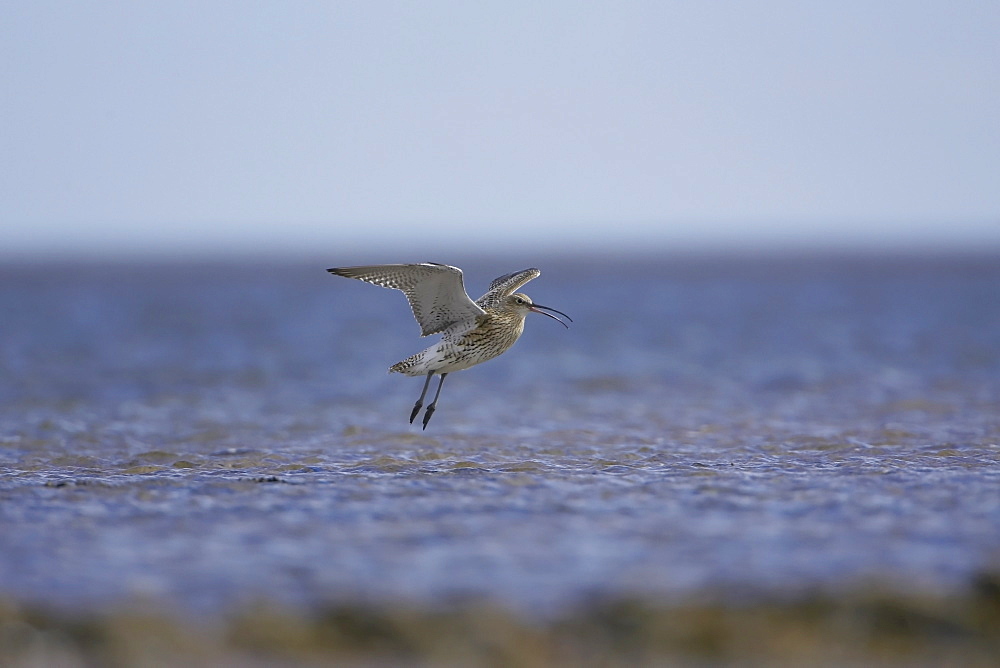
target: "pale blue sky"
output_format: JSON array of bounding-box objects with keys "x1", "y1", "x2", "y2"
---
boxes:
[{"x1": 2, "y1": 1, "x2": 998, "y2": 257}]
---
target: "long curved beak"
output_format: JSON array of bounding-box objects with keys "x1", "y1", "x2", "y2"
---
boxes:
[{"x1": 529, "y1": 303, "x2": 572, "y2": 328}]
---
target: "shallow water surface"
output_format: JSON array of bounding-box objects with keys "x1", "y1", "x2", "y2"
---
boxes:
[{"x1": 1, "y1": 254, "x2": 998, "y2": 620}]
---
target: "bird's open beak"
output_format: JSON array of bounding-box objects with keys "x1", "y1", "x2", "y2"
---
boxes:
[{"x1": 529, "y1": 303, "x2": 572, "y2": 328}]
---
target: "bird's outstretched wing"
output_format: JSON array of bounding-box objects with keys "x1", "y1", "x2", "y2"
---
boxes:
[
  {"x1": 475, "y1": 268, "x2": 541, "y2": 309},
  {"x1": 328, "y1": 263, "x2": 486, "y2": 336}
]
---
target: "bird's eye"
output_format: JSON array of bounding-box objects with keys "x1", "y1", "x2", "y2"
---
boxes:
[{"x1": 515, "y1": 297, "x2": 525, "y2": 304}]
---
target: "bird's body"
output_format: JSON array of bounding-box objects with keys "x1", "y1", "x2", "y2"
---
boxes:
[
  {"x1": 327, "y1": 263, "x2": 570, "y2": 428},
  {"x1": 387, "y1": 309, "x2": 526, "y2": 376}
]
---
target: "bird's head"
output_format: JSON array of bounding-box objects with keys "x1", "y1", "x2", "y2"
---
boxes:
[{"x1": 506, "y1": 293, "x2": 572, "y2": 328}]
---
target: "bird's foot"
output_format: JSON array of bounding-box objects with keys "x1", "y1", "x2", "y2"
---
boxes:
[
  {"x1": 409, "y1": 401, "x2": 423, "y2": 424},
  {"x1": 421, "y1": 404, "x2": 437, "y2": 430}
]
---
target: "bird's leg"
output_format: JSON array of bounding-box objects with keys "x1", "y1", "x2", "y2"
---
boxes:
[
  {"x1": 422, "y1": 373, "x2": 448, "y2": 430},
  {"x1": 409, "y1": 373, "x2": 433, "y2": 424}
]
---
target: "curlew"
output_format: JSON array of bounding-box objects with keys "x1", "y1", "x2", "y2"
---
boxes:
[{"x1": 327, "y1": 263, "x2": 571, "y2": 429}]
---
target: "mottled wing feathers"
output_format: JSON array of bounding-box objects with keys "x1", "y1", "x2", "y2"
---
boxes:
[
  {"x1": 328, "y1": 263, "x2": 486, "y2": 336},
  {"x1": 476, "y1": 268, "x2": 541, "y2": 309}
]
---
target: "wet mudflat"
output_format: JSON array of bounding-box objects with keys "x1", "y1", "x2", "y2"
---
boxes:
[{"x1": 1, "y1": 253, "x2": 998, "y2": 665}]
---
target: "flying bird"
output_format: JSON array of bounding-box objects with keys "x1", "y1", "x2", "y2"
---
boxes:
[{"x1": 327, "y1": 263, "x2": 571, "y2": 429}]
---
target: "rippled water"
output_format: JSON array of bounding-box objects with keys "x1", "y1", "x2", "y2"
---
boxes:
[{"x1": 1, "y1": 254, "x2": 998, "y2": 619}]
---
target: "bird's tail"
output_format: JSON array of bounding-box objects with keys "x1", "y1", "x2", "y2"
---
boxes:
[{"x1": 389, "y1": 353, "x2": 423, "y2": 376}]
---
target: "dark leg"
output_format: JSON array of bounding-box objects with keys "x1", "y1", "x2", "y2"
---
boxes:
[
  {"x1": 421, "y1": 373, "x2": 448, "y2": 430},
  {"x1": 409, "y1": 373, "x2": 433, "y2": 424}
]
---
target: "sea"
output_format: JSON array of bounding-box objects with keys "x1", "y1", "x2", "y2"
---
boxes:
[{"x1": 1, "y1": 251, "x2": 998, "y2": 626}]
